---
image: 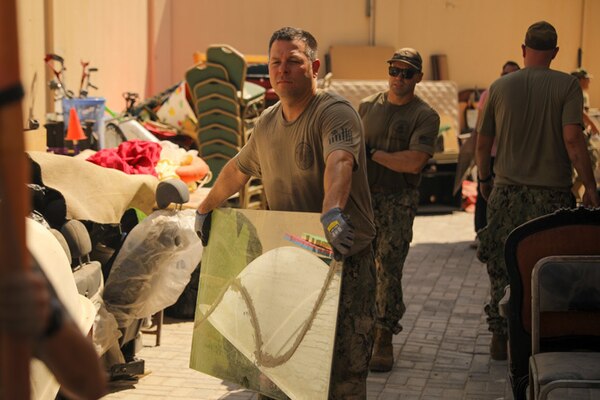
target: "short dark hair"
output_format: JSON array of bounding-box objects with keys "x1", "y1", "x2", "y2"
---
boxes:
[
  {"x1": 502, "y1": 61, "x2": 520, "y2": 71},
  {"x1": 524, "y1": 21, "x2": 557, "y2": 51},
  {"x1": 268, "y1": 27, "x2": 318, "y2": 61}
]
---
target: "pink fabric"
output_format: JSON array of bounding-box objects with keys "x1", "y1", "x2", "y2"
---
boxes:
[
  {"x1": 87, "y1": 140, "x2": 162, "y2": 176},
  {"x1": 477, "y1": 90, "x2": 489, "y2": 111},
  {"x1": 477, "y1": 89, "x2": 497, "y2": 156},
  {"x1": 462, "y1": 180, "x2": 477, "y2": 213}
]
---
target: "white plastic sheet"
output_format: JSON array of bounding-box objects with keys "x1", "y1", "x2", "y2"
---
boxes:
[{"x1": 104, "y1": 209, "x2": 202, "y2": 328}]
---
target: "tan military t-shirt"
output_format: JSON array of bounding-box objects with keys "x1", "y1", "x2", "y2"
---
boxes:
[
  {"x1": 478, "y1": 67, "x2": 583, "y2": 189},
  {"x1": 236, "y1": 90, "x2": 375, "y2": 255},
  {"x1": 359, "y1": 92, "x2": 440, "y2": 190}
]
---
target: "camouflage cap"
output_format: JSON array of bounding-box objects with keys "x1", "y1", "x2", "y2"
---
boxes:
[{"x1": 387, "y1": 48, "x2": 422, "y2": 71}]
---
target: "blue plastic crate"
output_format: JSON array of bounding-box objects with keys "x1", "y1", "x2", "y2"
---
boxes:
[{"x1": 62, "y1": 97, "x2": 106, "y2": 149}]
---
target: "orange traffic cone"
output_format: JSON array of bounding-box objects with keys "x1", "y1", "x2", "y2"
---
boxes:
[{"x1": 65, "y1": 107, "x2": 87, "y2": 154}]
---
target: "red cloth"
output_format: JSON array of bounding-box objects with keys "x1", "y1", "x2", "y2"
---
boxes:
[
  {"x1": 462, "y1": 180, "x2": 477, "y2": 213},
  {"x1": 87, "y1": 140, "x2": 162, "y2": 176}
]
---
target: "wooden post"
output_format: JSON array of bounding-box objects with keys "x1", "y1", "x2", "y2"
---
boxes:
[{"x1": 0, "y1": 0, "x2": 32, "y2": 398}]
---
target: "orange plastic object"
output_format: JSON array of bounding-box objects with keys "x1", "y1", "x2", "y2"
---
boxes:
[
  {"x1": 65, "y1": 107, "x2": 87, "y2": 142},
  {"x1": 176, "y1": 156, "x2": 210, "y2": 183},
  {"x1": 193, "y1": 51, "x2": 268, "y2": 66}
]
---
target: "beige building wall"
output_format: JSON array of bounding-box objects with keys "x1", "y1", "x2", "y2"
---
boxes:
[
  {"x1": 17, "y1": 0, "x2": 150, "y2": 151},
  {"x1": 583, "y1": 0, "x2": 600, "y2": 104},
  {"x1": 16, "y1": 0, "x2": 599, "y2": 151},
  {"x1": 17, "y1": 0, "x2": 47, "y2": 151},
  {"x1": 167, "y1": 0, "x2": 597, "y2": 98},
  {"x1": 377, "y1": 0, "x2": 584, "y2": 85}
]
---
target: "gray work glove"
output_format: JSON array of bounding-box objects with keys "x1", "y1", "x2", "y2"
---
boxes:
[
  {"x1": 320, "y1": 207, "x2": 354, "y2": 261},
  {"x1": 195, "y1": 210, "x2": 212, "y2": 246}
]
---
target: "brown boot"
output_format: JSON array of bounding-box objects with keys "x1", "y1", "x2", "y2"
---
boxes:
[
  {"x1": 490, "y1": 333, "x2": 507, "y2": 360},
  {"x1": 370, "y1": 327, "x2": 394, "y2": 372}
]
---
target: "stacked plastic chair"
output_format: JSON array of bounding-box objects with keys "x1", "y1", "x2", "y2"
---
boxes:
[{"x1": 186, "y1": 44, "x2": 267, "y2": 209}]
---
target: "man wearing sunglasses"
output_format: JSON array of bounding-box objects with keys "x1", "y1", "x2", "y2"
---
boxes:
[{"x1": 358, "y1": 48, "x2": 440, "y2": 372}]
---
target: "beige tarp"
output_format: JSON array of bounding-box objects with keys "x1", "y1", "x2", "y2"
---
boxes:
[{"x1": 28, "y1": 151, "x2": 158, "y2": 224}]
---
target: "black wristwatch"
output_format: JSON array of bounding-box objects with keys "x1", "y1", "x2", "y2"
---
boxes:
[
  {"x1": 366, "y1": 146, "x2": 378, "y2": 159},
  {"x1": 478, "y1": 174, "x2": 493, "y2": 184},
  {"x1": 42, "y1": 297, "x2": 64, "y2": 339}
]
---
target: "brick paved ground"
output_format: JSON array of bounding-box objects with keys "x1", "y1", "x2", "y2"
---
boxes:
[{"x1": 103, "y1": 211, "x2": 512, "y2": 400}]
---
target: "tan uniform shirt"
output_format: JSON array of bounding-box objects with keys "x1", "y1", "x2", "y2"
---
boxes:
[
  {"x1": 236, "y1": 90, "x2": 375, "y2": 255},
  {"x1": 478, "y1": 67, "x2": 583, "y2": 189},
  {"x1": 359, "y1": 92, "x2": 440, "y2": 190}
]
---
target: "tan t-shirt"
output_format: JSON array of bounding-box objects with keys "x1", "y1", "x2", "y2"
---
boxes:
[
  {"x1": 359, "y1": 92, "x2": 440, "y2": 190},
  {"x1": 478, "y1": 67, "x2": 584, "y2": 189},
  {"x1": 236, "y1": 90, "x2": 375, "y2": 255}
]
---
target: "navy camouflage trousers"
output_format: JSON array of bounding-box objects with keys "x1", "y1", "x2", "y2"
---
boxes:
[
  {"x1": 329, "y1": 246, "x2": 376, "y2": 399},
  {"x1": 371, "y1": 189, "x2": 419, "y2": 334},
  {"x1": 477, "y1": 185, "x2": 574, "y2": 335}
]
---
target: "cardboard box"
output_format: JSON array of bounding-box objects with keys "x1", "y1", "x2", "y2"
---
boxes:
[{"x1": 327, "y1": 45, "x2": 395, "y2": 79}]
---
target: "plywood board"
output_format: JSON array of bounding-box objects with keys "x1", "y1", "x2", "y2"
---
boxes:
[
  {"x1": 190, "y1": 208, "x2": 340, "y2": 400},
  {"x1": 328, "y1": 45, "x2": 395, "y2": 79}
]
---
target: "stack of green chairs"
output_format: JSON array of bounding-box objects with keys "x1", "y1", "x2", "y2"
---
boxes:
[
  {"x1": 206, "y1": 45, "x2": 267, "y2": 121},
  {"x1": 185, "y1": 44, "x2": 267, "y2": 209}
]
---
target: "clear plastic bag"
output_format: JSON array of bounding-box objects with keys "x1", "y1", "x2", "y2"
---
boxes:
[
  {"x1": 93, "y1": 300, "x2": 122, "y2": 357},
  {"x1": 103, "y1": 209, "x2": 202, "y2": 328}
]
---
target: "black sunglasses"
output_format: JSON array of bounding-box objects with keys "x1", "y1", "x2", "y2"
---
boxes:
[{"x1": 388, "y1": 66, "x2": 418, "y2": 79}]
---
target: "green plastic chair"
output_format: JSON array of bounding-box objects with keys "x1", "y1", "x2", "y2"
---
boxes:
[
  {"x1": 197, "y1": 109, "x2": 242, "y2": 133},
  {"x1": 193, "y1": 79, "x2": 237, "y2": 102},
  {"x1": 199, "y1": 138, "x2": 240, "y2": 158},
  {"x1": 203, "y1": 153, "x2": 232, "y2": 187},
  {"x1": 198, "y1": 123, "x2": 243, "y2": 147},
  {"x1": 241, "y1": 81, "x2": 267, "y2": 119},
  {"x1": 206, "y1": 44, "x2": 266, "y2": 117},
  {"x1": 186, "y1": 62, "x2": 236, "y2": 124},
  {"x1": 195, "y1": 93, "x2": 240, "y2": 116},
  {"x1": 185, "y1": 62, "x2": 229, "y2": 97},
  {"x1": 206, "y1": 45, "x2": 246, "y2": 93}
]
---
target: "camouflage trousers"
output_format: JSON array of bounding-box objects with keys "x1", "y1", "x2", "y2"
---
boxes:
[
  {"x1": 477, "y1": 185, "x2": 574, "y2": 335},
  {"x1": 372, "y1": 189, "x2": 419, "y2": 334},
  {"x1": 328, "y1": 246, "x2": 376, "y2": 400}
]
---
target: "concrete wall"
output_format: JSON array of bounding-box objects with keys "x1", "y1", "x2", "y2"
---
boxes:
[
  {"x1": 17, "y1": 0, "x2": 47, "y2": 151},
  {"x1": 166, "y1": 0, "x2": 598, "y2": 98},
  {"x1": 16, "y1": 0, "x2": 600, "y2": 151},
  {"x1": 17, "y1": 0, "x2": 150, "y2": 150}
]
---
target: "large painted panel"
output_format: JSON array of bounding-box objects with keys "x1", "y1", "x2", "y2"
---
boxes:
[{"x1": 190, "y1": 208, "x2": 340, "y2": 400}]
